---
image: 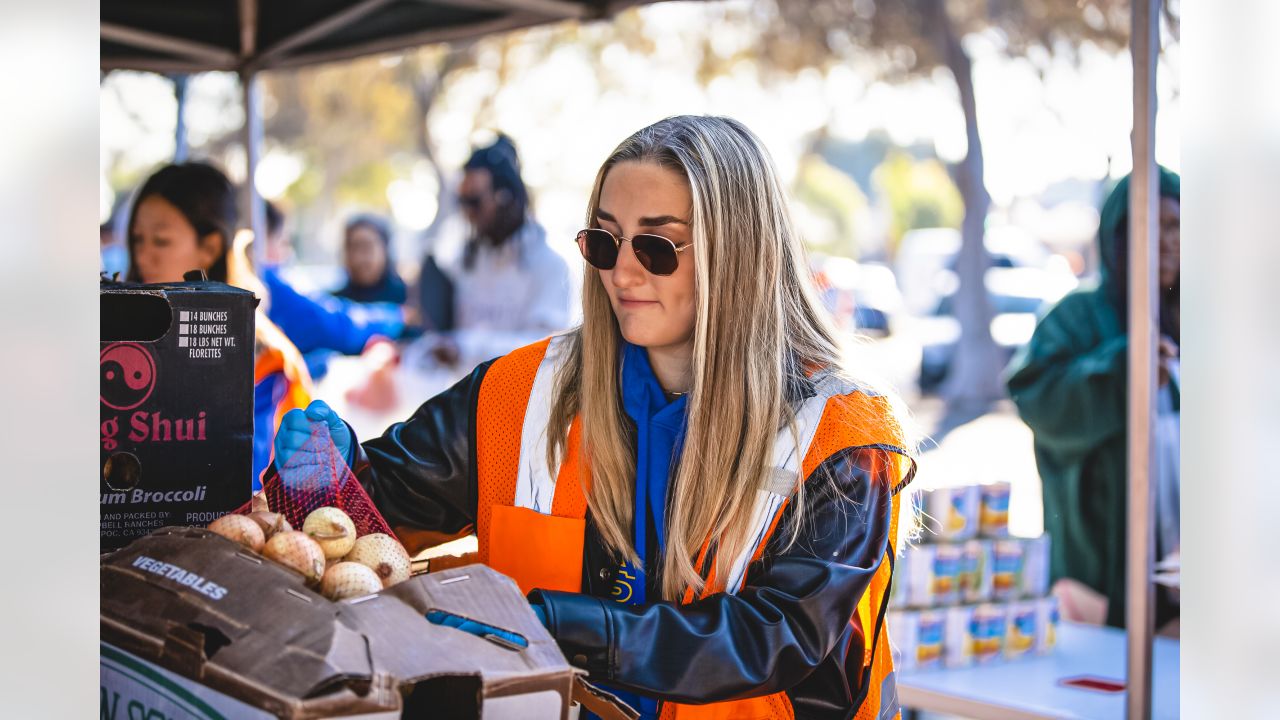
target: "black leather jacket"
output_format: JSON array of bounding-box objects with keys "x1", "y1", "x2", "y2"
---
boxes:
[{"x1": 351, "y1": 360, "x2": 902, "y2": 719}]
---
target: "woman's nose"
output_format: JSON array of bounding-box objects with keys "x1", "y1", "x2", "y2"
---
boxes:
[{"x1": 611, "y1": 240, "x2": 646, "y2": 288}]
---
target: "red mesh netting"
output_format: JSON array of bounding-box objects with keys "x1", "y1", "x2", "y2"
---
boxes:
[{"x1": 234, "y1": 422, "x2": 394, "y2": 538}]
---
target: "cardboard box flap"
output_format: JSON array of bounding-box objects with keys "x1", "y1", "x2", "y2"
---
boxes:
[
  {"x1": 101, "y1": 528, "x2": 376, "y2": 701},
  {"x1": 100, "y1": 277, "x2": 259, "y2": 297},
  {"x1": 363, "y1": 566, "x2": 568, "y2": 674},
  {"x1": 574, "y1": 676, "x2": 642, "y2": 720},
  {"x1": 336, "y1": 593, "x2": 491, "y2": 682}
]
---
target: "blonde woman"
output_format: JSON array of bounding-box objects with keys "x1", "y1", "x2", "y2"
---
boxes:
[{"x1": 275, "y1": 116, "x2": 915, "y2": 719}]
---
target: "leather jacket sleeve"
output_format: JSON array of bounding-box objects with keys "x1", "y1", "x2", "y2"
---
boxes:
[
  {"x1": 348, "y1": 359, "x2": 495, "y2": 537},
  {"x1": 530, "y1": 446, "x2": 897, "y2": 704}
]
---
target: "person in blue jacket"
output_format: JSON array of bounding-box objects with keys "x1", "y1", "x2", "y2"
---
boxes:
[{"x1": 256, "y1": 202, "x2": 407, "y2": 380}]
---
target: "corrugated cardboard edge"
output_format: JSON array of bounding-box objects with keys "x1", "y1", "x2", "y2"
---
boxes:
[{"x1": 573, "y1": 674, "x2": 642, "y2": 720}]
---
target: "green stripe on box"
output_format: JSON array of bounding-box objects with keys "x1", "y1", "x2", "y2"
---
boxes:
[{"x1": 100, "y1": 643, "x2": 228, "y2": 720}]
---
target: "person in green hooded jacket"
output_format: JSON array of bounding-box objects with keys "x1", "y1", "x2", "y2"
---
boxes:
[{"x1": 1005, "y1": 167, "x2": 1180, "y2": 630}]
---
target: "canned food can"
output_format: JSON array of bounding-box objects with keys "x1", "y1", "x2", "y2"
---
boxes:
[
  {"x1": 1020, "y1": 534, "x2": 1052, "y2": 599},
  {"x1": 944, "y1": 605, "x2": 975, "y2": 668},
  {"x1": 889, "y1": 545, "x2": 911, "y2": 608},
  {"x1": 959, "y1": 539, "x2": 994, "y2": 603},
  {"x1": 991, "y1": 539, "x2": 1025, "y2": 601},
  {"x1": 979, "y1": 482, "x2": 1012, "y2": 538},
  {"x1": 931, "y1": 544, "x2": 963, "y2": 606},
  {"x1": 971, "y1": 603, "x2": 1007, "y2": 664},
  {"x1": 1035, "y1": 595, "x2": 1060, "y2": 655},
  {"x1": 923, "y1": 486, "x2": 981, "y2": 542},
  {"x1": 1005, "y1": 601, "x2": 1039, "y2": 660},
  {"x1": 906, "y1": 544, "x2": 935, "y2": 607},
  {"x1": 916, "y1": 610, "x2": 946, "y2": 670}
]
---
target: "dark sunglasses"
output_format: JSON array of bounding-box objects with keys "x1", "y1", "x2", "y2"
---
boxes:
[
  {"x1": 458, "y1": 194, "x2": 485, "y2": 210},
  {"x1": 575, "y1": 228, "x2": 692, "y2": 276}
]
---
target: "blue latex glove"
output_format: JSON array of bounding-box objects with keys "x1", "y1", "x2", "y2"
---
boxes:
[
  {"x1": 425, "y1": 610, "x2": 529, "y2": 649},
  {"x1": 273, "y1": 399, "x2": 354, "y2": 468}
]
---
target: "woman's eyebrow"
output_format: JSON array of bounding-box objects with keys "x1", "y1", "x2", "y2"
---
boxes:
[{"x1": 596, "y1": 208, "x2": 690, "y2": 227}]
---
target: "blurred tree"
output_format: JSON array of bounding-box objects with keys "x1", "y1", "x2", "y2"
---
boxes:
[
  {"x1": 793, "y1": 153, "x2": 869, "y2": 258},
  {"x1": 874, "y1": 150, "x2": 963, "y2": 253},
  {"x1": 765, "y1": 0, "x2": 1177, "y2": 419},
  {"x1": 398, "y1": 42, "x2": 477, "y2": 241},
  {"x1": 261, "y1": 57, "x2": 417, "y2": 257}
]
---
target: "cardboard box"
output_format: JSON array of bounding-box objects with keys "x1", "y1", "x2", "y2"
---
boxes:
[
  {"x1": 100, "y1": 527, "x2": 636, "y2": 719},
  {"x1": 100, "y1": 280, "x2": 256, "y2": 551}
]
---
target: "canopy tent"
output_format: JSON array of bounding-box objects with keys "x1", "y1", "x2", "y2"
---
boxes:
[
  {"x1": 102, "y1": 2, "x2": 1168, "y2": 715},
  {"x1": 101, "y1": 0, "x2": 663, "y2": 263},
  {"x1": 101, "y1": 0, "x2": 646, "y2": 73}
]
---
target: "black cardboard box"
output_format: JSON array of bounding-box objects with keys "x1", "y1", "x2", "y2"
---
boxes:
[
  {"x1": 100, "y1": 527, "x2": 637, "y2": 719},
  {"x1": 100, "y1": 280, "x2": 256, "y2": 551}
]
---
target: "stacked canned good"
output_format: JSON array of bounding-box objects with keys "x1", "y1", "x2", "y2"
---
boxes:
[{"x1": 887, "y1": 482, "x2": 1059, "y2": 671}]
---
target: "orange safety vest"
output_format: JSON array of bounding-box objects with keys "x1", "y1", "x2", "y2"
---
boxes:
[
  {"x1": 473, "y1": 337, "x2": 910, "y2": 720},
  {"x1": 253, "y1": 313, "x2": 313, "y2": 480}
]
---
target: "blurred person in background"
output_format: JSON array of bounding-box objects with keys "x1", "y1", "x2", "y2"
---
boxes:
[
  {"x1": 1005, "y1": 166, "x2": 1180, "y2": 631},
  {"x1": 124, "y1": 162, "x2": 313, "y2": 490},
  {"x1": 262, "y1": 200, "x2": 295, "y2": 267},
  {"x1": 419, "y1": 134, "x2": 571, "y2": 367},
  {"x1": 258, "y1": 203, "x2": 408, "y2": 381},
  {"x1": 335, "y1": 214, "x2": 408, "y2": 305},
  {"x1": 275, "y1": 116, "x2": 915, "y2": 719}
]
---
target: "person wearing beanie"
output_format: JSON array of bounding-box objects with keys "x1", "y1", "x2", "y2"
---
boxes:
[{"x1": 418, "y1": 133, "x2": 571, "y2": 367}]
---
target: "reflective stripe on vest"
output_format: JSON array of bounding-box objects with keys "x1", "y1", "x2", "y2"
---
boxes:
[{"x1": 473, "y1": 339, "x2": 912, "y2": 720}]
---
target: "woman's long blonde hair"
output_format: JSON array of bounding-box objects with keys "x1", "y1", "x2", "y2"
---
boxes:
[{"x1": 548, "y1": 115, "x2": 859, "y2": 600}]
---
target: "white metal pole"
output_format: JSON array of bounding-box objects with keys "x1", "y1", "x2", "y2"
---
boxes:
[
  {"x1": 1126, "y1": 0, "x2": 1160, "y2": 717},
  {"x1": 241, "y1": 68, "x2": 265, "y2": 270},
  {"x1": 238, "y1": 0, "x2": 265, "y2": 271},
  {"x1": 172, "y1": 74, "x2": 189, "y2": 163}
]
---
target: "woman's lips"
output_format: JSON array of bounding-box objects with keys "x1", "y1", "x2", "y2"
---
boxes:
[{"x1": 619, "y1": 299, "x2": 659, "y2": 309}]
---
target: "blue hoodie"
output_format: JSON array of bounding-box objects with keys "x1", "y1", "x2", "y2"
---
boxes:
[{"x1": 600, "y1": 342, "x2": 689, "y2": 720}]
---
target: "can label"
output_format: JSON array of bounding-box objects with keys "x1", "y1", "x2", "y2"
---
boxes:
[
  {"x1": 979, "y1": 482, "x2": 1012, "y2": 538},
  {"x1": 931, "y1": 544, "x2": 962, "y2": 605},
  {"x1": 992, "y1": 540, "x2": 1024, "y2": 600},
  {"x1": 917, "y1": 611, "x2": 945, "y2": 668},
  {"x1": 1005, "y1": 602, "x2": 1038, "y2": 659},
  {"x1": 971, "y1": 604, "x2": 1006, "y2": 664}
]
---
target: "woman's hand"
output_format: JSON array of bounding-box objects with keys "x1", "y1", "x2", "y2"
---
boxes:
[{"x1": 274, "y1": 400, "x2": 354, "y2": 467}]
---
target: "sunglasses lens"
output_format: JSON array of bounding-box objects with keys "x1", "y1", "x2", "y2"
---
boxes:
[
  {"x1": 632, "y1": 235, "x2": 679, "y2": 275},
  {"x1": 578, "y1": 229, "x2": 618, "y2": 270}
]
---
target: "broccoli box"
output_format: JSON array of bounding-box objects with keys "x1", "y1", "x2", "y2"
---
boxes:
[{"x1": 100, "y1": 279, "x2": 256, "y2": 551}]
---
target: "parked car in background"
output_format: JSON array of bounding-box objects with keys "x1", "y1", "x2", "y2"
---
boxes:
[
  {"x1": 812, "y1": 256, "x2": 905, "y2": 337},
  {"x1": 894, "y1": 226, "x2": 1053, "y2": 316},
  {"x1": 916, "y1": 265, "x2": 1077, "y2": 393}
]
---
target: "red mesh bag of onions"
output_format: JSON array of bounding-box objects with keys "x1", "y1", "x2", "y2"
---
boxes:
[{"x1": 235, "y1": 422, "x2": 394, "y2": 538}]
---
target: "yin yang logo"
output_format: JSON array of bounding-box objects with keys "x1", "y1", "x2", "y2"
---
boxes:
[{"x1": 100, "y1": 342, "x2": 156, "y2": 410}]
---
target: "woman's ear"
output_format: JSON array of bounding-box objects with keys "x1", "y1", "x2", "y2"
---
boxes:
[
  {"x1": 197, "y1": 231, "x2": 225, "y2": 271},
  {"x1": 494, "y1": 188, "x2": 512, "y2": 206}
]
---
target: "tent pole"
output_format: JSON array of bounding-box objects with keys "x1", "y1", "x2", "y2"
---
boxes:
[
  {"x1": 1126, "y1": 0, "x2": 1160, "y2": 717},
  {"x1": 238, "y1": 0, "x2": 265, "y2": 270},
  {"x1": 241, "y1": 69, "x2": 265, "y2": 270},
  {"x1": 172, "y1": 74, "x2": 189, "y2": 163}
]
